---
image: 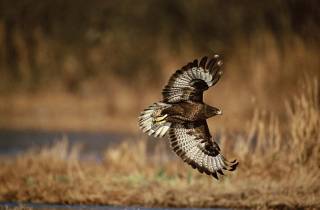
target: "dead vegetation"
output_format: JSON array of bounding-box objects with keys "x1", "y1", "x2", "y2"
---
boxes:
[{"x1": 0, "y1": 78, "x2": 319, "y2": 209}]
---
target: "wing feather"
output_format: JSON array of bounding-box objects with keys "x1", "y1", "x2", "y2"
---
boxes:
[
  {"x1": 162, "y1": 55, "x2": 223, "y2": 103},
  {"x1": 168, "y1": 121, "x2": 238, "y2": 179}
]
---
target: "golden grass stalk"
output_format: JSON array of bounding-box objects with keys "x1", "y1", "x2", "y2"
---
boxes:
[{"x1": 286, "y1": 78, "x2": 320, "y2": 166}]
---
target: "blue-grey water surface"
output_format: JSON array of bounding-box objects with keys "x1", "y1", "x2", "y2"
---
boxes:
[
  {"x1": 0, "y1": 202, "x2": 229, "y2": 210},
  {"x1": 0, "y1": 129, "x2": 128, "y2": 157}
]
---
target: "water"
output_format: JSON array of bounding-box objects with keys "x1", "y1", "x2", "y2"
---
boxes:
[
  {"x1": 0, "y1": 129, "x2": 128, "y2": 158},
  {"x1": 0, "y1": 202, "x2": 229, "y2": 210}
]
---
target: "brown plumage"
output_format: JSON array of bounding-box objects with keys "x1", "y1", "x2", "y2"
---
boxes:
[{"x1": 138, "y1": 55, "x2": 238, "y2": 180}]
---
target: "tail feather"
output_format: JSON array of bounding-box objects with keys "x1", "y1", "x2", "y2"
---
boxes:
[{"x1": 138, "y1": 102, "x2": 172, "y2": 138}]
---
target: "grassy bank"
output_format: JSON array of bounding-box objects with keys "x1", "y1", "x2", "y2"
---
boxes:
[{"x1": 0, "y1": 79, "x2": 319, "y2": 209}]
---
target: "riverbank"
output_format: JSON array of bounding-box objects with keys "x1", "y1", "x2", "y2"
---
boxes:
[
  {"x1": 0, "y1": 139, "x2": 319, "y2": 210},
  {"x1": 0, "y1": 79, "x2": 319, "y2": 210}
]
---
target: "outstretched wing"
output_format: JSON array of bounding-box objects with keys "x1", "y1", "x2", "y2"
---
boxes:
[
  {"x1": 168, "y1": 121, "x2": 238, "y2": 179},
  {"x1": 162, "y1": 55, "x2": 223, "y2": 103}
]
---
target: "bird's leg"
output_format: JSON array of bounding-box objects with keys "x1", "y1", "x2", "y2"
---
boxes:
[
  {"x1": 154, "y1": 114, "x2": 167, "y2": 122},
  {"x1": 152, "y1": 109, "x2": 168, "y2": 124}
]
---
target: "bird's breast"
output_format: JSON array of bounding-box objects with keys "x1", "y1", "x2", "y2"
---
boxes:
[{"x1": 165, "y1": 102, "x2": 206, "y2": 122}]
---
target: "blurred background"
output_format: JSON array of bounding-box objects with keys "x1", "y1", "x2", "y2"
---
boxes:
[
  {"x1": 0, "y1": 1, "x2": 319, "y2": 208},
  {"x1": 0, "y1": 0, "x2": 319, "y2": 133}
]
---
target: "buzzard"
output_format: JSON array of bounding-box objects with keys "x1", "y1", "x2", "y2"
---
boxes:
[{"x1": 138, "y1": 55, "x2": 238, "y2": 179}]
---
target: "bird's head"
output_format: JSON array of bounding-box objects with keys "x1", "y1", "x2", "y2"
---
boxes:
[{"x1": 205, "y1": 105, "x2": 222, "y2": 118}]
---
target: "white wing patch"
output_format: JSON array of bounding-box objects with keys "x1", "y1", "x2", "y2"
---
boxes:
[
  {"x1": 171, "y1": 67, "x2": 213, "y2": 89},
  {"x1": 162, "y1": 55, "x2": 224, "y2": 103}
]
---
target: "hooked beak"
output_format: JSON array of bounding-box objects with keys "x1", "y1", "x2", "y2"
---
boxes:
[{"x1": 214, "y1": 108, "x2": 222, "y2": 115}]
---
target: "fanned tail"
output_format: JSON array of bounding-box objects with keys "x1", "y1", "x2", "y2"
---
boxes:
[{"x1": 138, "y1": 102, "x2": 172, "y2": 138}]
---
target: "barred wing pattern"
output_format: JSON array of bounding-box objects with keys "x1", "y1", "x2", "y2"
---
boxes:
[
  {"x1": 162, "y1": 55, "x2": 223, "y2": 103},
  {"x1": 168, "y1": 121, "x2": 238, "y2": 179}
]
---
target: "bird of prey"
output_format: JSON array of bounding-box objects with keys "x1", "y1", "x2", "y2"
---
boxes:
[{"x1": 138, "y1": 55, "x2": 238, "y2": 179}]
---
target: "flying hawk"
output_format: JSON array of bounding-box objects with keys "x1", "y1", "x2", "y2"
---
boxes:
[{"x1": 138, "y1": 55, "x2": 238, "y2": 179}]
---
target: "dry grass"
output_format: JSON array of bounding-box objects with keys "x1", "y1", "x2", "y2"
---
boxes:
[{"x1": 0, "y1": 78, "x2": 319, "y2": 209}]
